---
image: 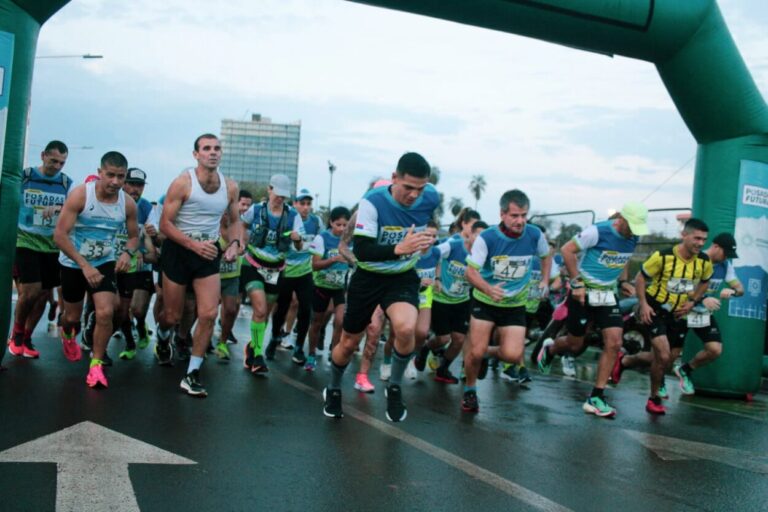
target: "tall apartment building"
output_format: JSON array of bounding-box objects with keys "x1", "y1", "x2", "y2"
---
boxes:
[{"x1": 219, "y1": 114, "x2": 301, "y2": 192}]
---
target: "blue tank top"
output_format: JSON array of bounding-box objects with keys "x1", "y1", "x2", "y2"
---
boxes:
[{"x1": 17, "y1": 167, "x2": 72, "y2": 252}]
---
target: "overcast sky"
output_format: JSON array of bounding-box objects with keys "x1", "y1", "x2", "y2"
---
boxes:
[{"x1": 27, "y1": 0, "x2": 768, "y2": 232}]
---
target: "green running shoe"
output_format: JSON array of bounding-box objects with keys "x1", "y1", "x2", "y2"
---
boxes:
[
  {"x1": 119, "y1": 349, "x2": 137, "y2": 360},
  {"x1": 582, "y1": 396, "x2": 616, "y2": 418},
  {"x1": 215, "y1": 342, "x2": 231, "y2": 361},
  {"x1": 674, "y1": 364, "x2": 695, "y2": 395},
  {"x1": 658, "y1": 384, "x2": 669, "y2": 400},
  {"x1": 137, "y1": 335, "x2": 150, "y2": 350}
]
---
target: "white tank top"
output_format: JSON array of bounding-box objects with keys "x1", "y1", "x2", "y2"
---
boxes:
[
  {"x1": 175, "y1": 168, "x2": 229, "y2": 241},
  {"x1": 59, "y1": 182, "x2": 126, "y2": 269}
]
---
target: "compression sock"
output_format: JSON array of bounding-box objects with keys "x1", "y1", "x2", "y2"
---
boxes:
[
  {"x1": 250, "y1": 320, "x2": 266, "y2": 355},
  {"x1": 389, "y1": 348, "x2": 413, "y2": 387}
]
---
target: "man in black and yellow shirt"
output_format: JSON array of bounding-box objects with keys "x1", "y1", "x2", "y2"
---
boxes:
[{"x1": 633, "y1": 218, "x2": 714, "y2": 415}]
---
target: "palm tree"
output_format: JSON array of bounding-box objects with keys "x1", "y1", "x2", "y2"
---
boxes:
[
  {"x1": 449, "y1": 197, "x2": 464, "y2": 217},
  {"x1": 469, "y1": 175, "x2": 486, "y2": 209}
]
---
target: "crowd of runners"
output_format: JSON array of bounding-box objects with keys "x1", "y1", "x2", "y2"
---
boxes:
[{"x1": 8, "y1": 136, "x2": 745, "y2": 423}]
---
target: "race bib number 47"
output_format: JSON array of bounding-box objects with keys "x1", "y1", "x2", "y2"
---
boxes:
[{"x1": 491, "y1": 256, "x2": 528, "y2": 281}]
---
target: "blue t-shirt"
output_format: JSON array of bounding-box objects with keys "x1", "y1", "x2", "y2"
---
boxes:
[
  {"x1": 434, "y1": 238, "x2": 471, "y2": 304},
  {"x1": 467, "y1": 224, "x2": 550, "y2": 307},
  {"x1": 309, "y1": 229, "x2": 350, "y2": 290},
  {"x1": 573, "y1": 220, "x2": 638, "y2": 290},
  {"x1": 353, "y1": 183, "x2": 440, "y2": 274}
]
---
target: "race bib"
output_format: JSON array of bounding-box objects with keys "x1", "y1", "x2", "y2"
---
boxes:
[
  {"x1": 687, "y1": 312, "x2": 711, "y2": 328},
  {"x1": 668, "y1": 277, "x2": 695, "y2": 294},
  {"x1": 449, "y1": 280, "x2": 469, "y2": 296},
  {"x1": 79, "y1": 240, "x2": 112, "y2": 260},
  {"x1": 114, "y1": 236, "x2": 128, "y2": 254},
  {"x1": 324, "y1": 270, "x2": 345, "y2": 287},
  {"x1": 32, "y1": 209, "x2": 57, "y2": 228},
  {"x1": 587, "y1": 290, "x2": 617, "y2": 306},
  {"x1": 257, "y1": 267, "x2": 280, "y2": 285},
  {"x1": 220, "y1": 259, "x2": 237, "y2": 274},
  {"x1": 186, "y1": 231, "x2": 214, "y2": 242},
  {"x1": 491, "y1": 257, "x2": 527, "y2": 281}
]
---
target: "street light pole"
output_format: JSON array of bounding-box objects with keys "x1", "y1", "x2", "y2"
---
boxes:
[
  {"x1": 36, "y1": 54, "x2": 103, "y2": 59},
  {"x1": 328, "y1": 161, "x2": 336, "y2": 211}
]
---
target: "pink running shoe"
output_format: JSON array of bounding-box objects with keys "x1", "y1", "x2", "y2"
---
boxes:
[
  {"x1": 353, "y1": 372, "x2": 375, "y2": 394},
  {"x1": 61, "y1": 329, "x2": 82, "y2": 362},
  {"x1": 7, "y1": 337, "x2": 24, "y2": 357},
  {"x1": 86, "y1": 364, "x2": 108, "y2": 388}
]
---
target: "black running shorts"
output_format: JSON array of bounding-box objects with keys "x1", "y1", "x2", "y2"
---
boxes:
[
  {"x1": 342, "y1": 268, "x2": 420, "y2": 334},
  {"x1": 162, "y1": 238, "x2": 221, "y2": 286},
  {"x1": 565, "y1": 292, "x2": 623, "y2": 337},
  {"x1": 470, "y1": 299, "x2": 526, "y2": 328},
  {"x1": 313, "y1": 286, "x2": 346, "y2": 313},
  {"x1": 16, "y1": 248, "x2": 61, "y2": 289},
  {"x1": 60, "y1": 262, "x2": 117, "y2": 303},
  {"x1": 431, "y1": 299, "x2": 471, "y2": 336}
]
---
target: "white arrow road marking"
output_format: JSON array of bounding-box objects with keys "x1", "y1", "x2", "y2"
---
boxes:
[
  {"x1": 0, "y1": 421, "x2": 196, "y2": 512},
  {"x1": 624, "y1": 429, "x2": 768, "y2": 474}
]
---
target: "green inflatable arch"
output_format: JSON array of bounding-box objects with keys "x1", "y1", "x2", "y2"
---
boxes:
[{"x1": 1, "y1": 0, "x2": 766, "y2": 394}]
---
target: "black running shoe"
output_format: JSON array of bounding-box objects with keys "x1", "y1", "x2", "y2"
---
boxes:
[
  {"x1": 317, "y1": 330, "x2": 325, "y2": 351},
  {"x1": 413, "y1": 346, "x2": 429, "y2": 372},
  {"x1": 101, "y1": 352, "x2": 113, "y2": 367},
  {"x1": 47, "y1": 302, "x2": 58, "y2": 322},
  {"x1": 154, "y1": 337, "x2": 174, "y2": 366},
  {"x1": 180, "y1": 369, "x2": 208, "y2": 397},
  {"x1": 434, "y1": 367, "x2": 459, "y2": 384},
  {"x1": 478, "y1": 357, "x2": 490, "y2": 380},
  {"x1": 292, "y1": 349, "x2": 307, "y2": 366},
  {"x1": 265, "y1": 339, "x2": 277, "y2": 361},
  {"x1": 385, "y1": 384, "x2": 407, "y2": 422},
  {"x1": 462, "y1": 390, "x2": 479, "y2": 413},
  {"x1": 251, "y1": 355, "x2": 269, "y2": 374},
  {"x1": 243, "y1": 343, "x2": 256, "y2": 370},
  {"x1": 323, "y1": 387, "x2": 343, "y2": 418},
  {"x1": 81, "y1": 311, "x2": 95, "y2": 351},
  {"x1": 227, "y1": 332, "x2": 238, "y2": 344},
  {"x1": 174, "y1": 337, "x2": 191, "y2": 362}
]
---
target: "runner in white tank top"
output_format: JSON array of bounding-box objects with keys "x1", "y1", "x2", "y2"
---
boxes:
[
  {"x1": 53, "y1": 151, "x2": 139, "y2": 390},
  {"x1": 156, "y1": 133, "x2": 241, "y2": 398}
]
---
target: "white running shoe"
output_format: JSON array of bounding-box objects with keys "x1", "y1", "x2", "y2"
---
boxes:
[
  {"x1": 561, "y1": 355, "x2": 576, "y2": 377},
  {"x1": 404, "y1": 359, "x2": 417, "y2": 380},
  {"x1": 380, "y1": 362, "x2": 392, "y2": 381}
]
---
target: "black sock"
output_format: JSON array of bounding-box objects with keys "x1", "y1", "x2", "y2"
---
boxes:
[
  {"x1": 681, "y1": 362, "x2": 693, "y2": 374},
  {"x1": 329, "y1": 360, "x2": 348, "y2": 390},
  {"x1": 650, "y1": 395, "x2": 662, "y2": 405},
  {"x1": 590, "y1": 387, "x2": 604, "y2": 399}
]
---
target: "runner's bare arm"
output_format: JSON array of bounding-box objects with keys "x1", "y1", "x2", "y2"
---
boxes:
[
  {"x1": 159, "y1": 173, "x2": 193, "y2": 248},
  {"x1": 53, "y1": 185, "x2": 90, "y2": 270},
  {"x1": 223, "y1": 178, "x2": 241, "y2": 261}
]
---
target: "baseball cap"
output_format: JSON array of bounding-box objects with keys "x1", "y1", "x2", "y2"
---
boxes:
[
  {"x1": 269, "y1": 174, "x2": 291, "y2": 198},
  {"x1": 712, "y1": 233, "x2": 738, "y2": 258},
  {"x1": 126, "y1": 168, "x2": 147, "y2": 184},
  {"x1": 620, "y1": 201, "x2": 649, "y2": 236},
  {"x1": 295, "y1": 188, "x2": 313, "y2": 201}
]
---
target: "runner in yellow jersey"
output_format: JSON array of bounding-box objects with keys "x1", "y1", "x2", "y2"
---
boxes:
[{"x1": 634, "y1": 218, "x2": 713, "y2": 415}]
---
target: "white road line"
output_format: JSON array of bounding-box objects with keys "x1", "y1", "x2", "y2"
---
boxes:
[{"x1": 277, "y1": 373, "x2": 573, "y2": 512}]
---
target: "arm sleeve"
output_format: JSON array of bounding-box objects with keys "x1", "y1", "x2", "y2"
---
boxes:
[
  {"x1": 467, "y1": 235, "x2": 488, "y2": 269},
  {"x1": 352, "y1": 235, "x2": 397, "y2": 261},
  {"x1": 353, "y1": 199, "x2": 378, "y2": 238},
  {"x1": 572, "y1": 225, "x2": 598, "y2": 251},
  {"x1": 309, "y1": 235, "x2": 325, "y2": 257},
  {"x1": 437, "y1": 241, "x2": 451, "y2": 259},
  {"x1": 241, "y1": 204, "x2": 255, "y2": 225}
]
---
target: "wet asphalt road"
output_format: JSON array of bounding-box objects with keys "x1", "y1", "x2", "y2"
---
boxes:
[{"x1": 1, "y1": 313, "x2": 767, "y2": 512}]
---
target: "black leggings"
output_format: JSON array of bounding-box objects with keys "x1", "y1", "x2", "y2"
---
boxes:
[{"x1": 272, "y1": 273, "x2": 313, "y2": 350}]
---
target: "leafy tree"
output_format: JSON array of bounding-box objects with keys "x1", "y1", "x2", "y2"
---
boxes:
[
  {"x1": 469, "y1": 175, "x2": 486, "y2": 209},
  {"x1": 238, "y1": 181, "x2": 269, "y2": 202}
]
